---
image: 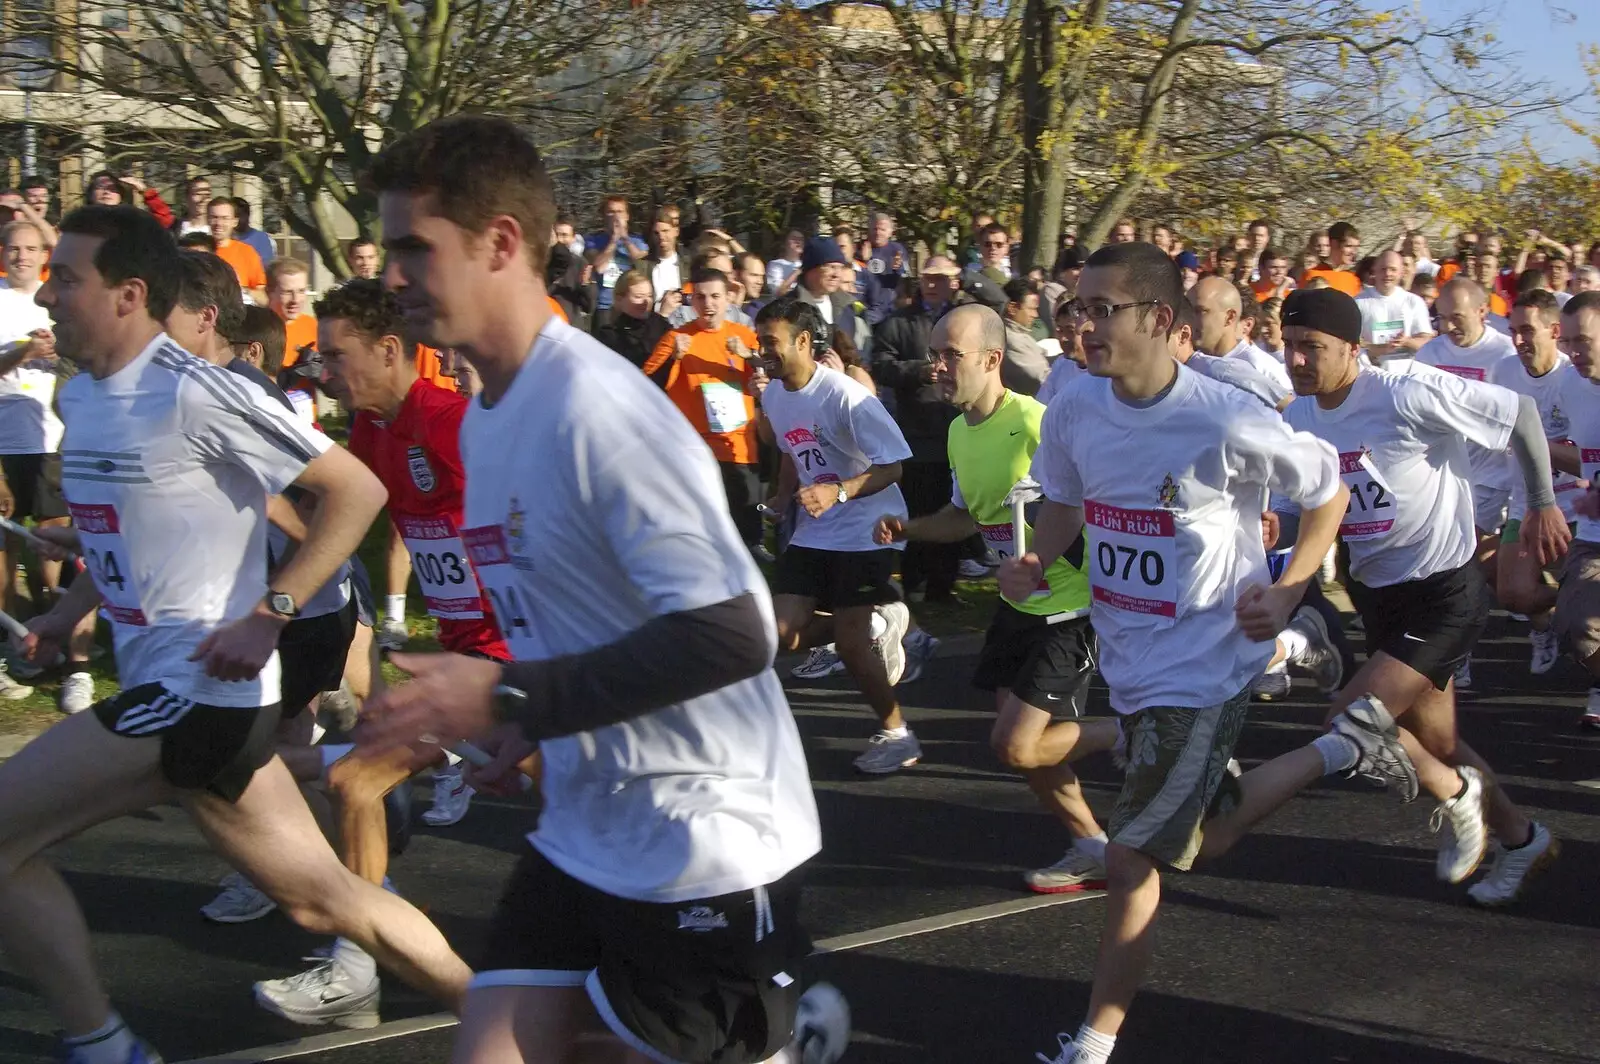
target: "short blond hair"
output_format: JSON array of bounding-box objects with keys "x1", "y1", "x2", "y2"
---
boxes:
[{"x1": 267, "y1": 257, "x2": 309, "y2": 290}]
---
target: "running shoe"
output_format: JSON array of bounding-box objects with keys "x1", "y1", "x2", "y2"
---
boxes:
[
  {"x1": 58, "y1": 671, "x2": 94, "y2": 715},
  {"x1": 852, "y1": 730, "x2": 921, "y2": 774},
  {"x1": 254, "y1": 957, "x2": 380, "y2": 1029},
  {"x1": 1251, "y1": 665, "x2": 1291, "y2": 702},
  {"x1": 1330, "y1": 695, "x2": 1418, "y2": 802},
  {"x1": 0, "y1": 661, "x2": 33, "y2": 701},
  {"x1": 421, "y1": 763, "x2": 475, "y2": 827},
  {"x1": 1035, "y1": 1032, "x2": 1085, "y2": 1064},
  {"x1": 1024, "y1": 847, "x2": 1108, "y2": 894},
  {"x1": 62, "y1": 1035, "x2": 164, "y2": 1064},
  {"x1": 1582, "y1": 688, "x2": 1600, "y2": 730},
  {"x1": 5, "y1": 648, "x2": 58, "y2": 680},
  {"x1": 200, "y1": 871, "x2": 277, "y2": 923},
  {"x1": 872, "y1": 602, "x2": 910, "y2": 686},
  {"x1": 1528, "y1": 628, "x2": 1560, "y2": 676},
  {"x1": 791, "y1": 644, "x2": 845, "y2": 680},
  {"x1": 789, "y1": 982, "x2": 851, "y2": 1063},
  {"x1": 958, "y1": 558, "x2": 990, "y2": 579},
  {"x1": 899, "y1": 628, "x2": 940, "y2": 685},
  {"x1": 1453, "y1": 656, "x2": 1472, "y2": 690},
  {"x1": 376, "y1": 616, "x2": 409, "y2": 652},
  {"x1": 1467, "y1": 821, "x2": 1559, "y2": 907},
  {"x1": 1286, "y1": 606, "x2": 1343, "y2": 694},
  {"x1": 1431, "y1": 765, "x2": 1489, "y2": 884}
]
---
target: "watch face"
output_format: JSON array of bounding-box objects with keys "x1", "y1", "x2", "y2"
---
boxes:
[{"x1": 270, "y1": 593, "x2": 295, "y2": 614}]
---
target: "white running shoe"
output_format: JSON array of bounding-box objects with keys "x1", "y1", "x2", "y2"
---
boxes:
[
  {"x1": 1329, "y1": 695, "x2": 1418, "y2": 802},
  {"x1": 421, "y1": 764, "x2": 475, "y2": 827},
  {"x1": 852, "y1": 730, "x2": 921, "y2": 774},
  {"x1": 899, "y1": 628, "x2": 939, "y2": 684},
  {"x1": 62, "y1": 1034, "x2": 164, "y2": 1064},
  {"x1": 1431, "y1": 765, "x2": 1489, "y2": 884},
  {"x1": 791, "y1": 644, "x2": 845, "y2": 680},
  {"x1": 789, "y1": 982, "x2": 850, "y2": 1063},
  {"x1": 376, "y1": 616, "x2": 409, "y2": 652},
  {"x1": 872, "y1": 602, "x2": 909, "y2": 686},
  {"x1": 1035, "y1": 1032, "x2": 1086, "y2": 1064},
  {"x1": 200, "y1": 871, "x2": 277, "y2": 923},
  {"x1": 1467, "y1": 821, "x2": 1559, "y2": 907},
  {"x1": 1250, "y1": 665, "x2": 1291, "y2": 701},
  {"x1": 254, "y1": 957, "x2": 380, "y2": 1029},
  {"x1": 1452, "y1": 656, "x2": 1472, "y2": 690},
  {"x1": 0, "y1": 661, "x2": 33, "y2": 701},
  {"x1": 1528, "y1": 628, "x2": 1560, "y2": 676},
  {"x1": 958, "y1": 557, "x2": 990, "y2": 579},
  {"x1": 1285, "y1": 606, "x2": 1343, "y2": 694},
  {"x1": 1582, "y1": 688, "x2": 1600, "y2": 730},
  {"x1": 1024, "y1": 847, "x2": 1108, "y2": 894},
  {"x1": 58, "y1": 672, "x2": 94, "y2": 715}
]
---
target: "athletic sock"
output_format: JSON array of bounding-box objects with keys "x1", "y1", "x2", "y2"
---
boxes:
[
  {"x1": 1074, "y1": 832, "x2": 1109, "y2": 864},
  {"x1": 1072, "y1": 1023, "x2": 1116, "y2": 1064},
  {"x1": 63, "y1": 1012, "x2": 135, "y2": 1064},
  {"x1": 1312, "y1": 732, "x2": 1360, "y2": 775},
  {"x1": 1278, "y1": 627, "x2": 1309, "y2": 662},
  {"x1": 331, "y1": 936, "x2": 377, "y2": 986},
  {"x1": 1450, "y1": 771, "x2": 1469, "y2": 800},
  {"x1": 384, "y1": 594, "x2": 406, "y2": 620},
  {"x1": 868, "y1": 611, "x2": 887, "y2": 640},
  {"x1": 882, "y1": 725, "x2": 909, "y2": 739}
]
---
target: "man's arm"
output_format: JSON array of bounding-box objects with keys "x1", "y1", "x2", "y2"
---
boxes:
[
  {"x1": 900, "y1": 503, "x2": 977, "y2": 543},
  {"x1": 270, "y1": 446, "x2": 387, "y2": 603},
  {"x1": 1025, "y1": 499, "x2": 1085, "y2": 573},
  {"x1": 795, "y1": 461, "x2": 901, "y2": 519},
  {"x1": 1551, "y1": 441, "x2": 1579, "y2": 478},
  {"x1": 1508, "y1": 393, "x2": 1571, "y2": 566}
]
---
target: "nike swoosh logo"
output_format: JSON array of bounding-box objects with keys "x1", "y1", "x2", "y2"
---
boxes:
[
  {"x1": 1010, "y1": 430, "x2": 1023, "y2": 435},
  {"x1": 1402, "y1": 632, "x2": 1425, "y2": 642},
  {"x1": 1042, "y1": 693, "x2": 1062, "y2": 701}
]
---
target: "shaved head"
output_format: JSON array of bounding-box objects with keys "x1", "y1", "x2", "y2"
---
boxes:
[
  {"x1": 944, "y1": 301, "x2": 1007, "y2": 353},
  {"x1": 1438, "y1": 276, "x2": 1486, "y2": 311},
  {"x1": 1435, "y1": 277, "x2": 1489, "y2": 348},
  {"x1": 1189, "y1": 275, "x2": 1243, "y2": 355}
]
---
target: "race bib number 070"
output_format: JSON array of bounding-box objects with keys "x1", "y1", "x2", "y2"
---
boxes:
[{"x1": 1083, "y1": 500, "x2": 1176, "y2": 621}]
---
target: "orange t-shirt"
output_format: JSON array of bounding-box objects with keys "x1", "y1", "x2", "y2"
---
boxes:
[
  {"x1": 1489, "y1": 291, "x2": 1508, "y2": 317},
  {"x1": 642, "y1": 319, "x2": 760, "y2": 465},
  {"x1": 280, "y1": 313, "x2": 318, "y2": 366},
  {"x1": 1252, "y1": 278, "x2": 1295, "y2": 302},
  {"x1": 1299, "y1": 266, "x2": 1361, "y2": 297},
  {"x1": 1437, "y1": 261, "x2": 1461, "y2": 284},
  {"x1": 548, "y1": 296, "x2": 569, "y2": 322},
  {"x1": 216, "y1": 240, "x2": 267, "y2": 291},
  {"x1": 414, "y1": 345, "x2": 457, "y2": 391}
]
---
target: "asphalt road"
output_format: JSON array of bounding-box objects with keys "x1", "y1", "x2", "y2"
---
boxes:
[{"x1": 1, "y1": 612, "x2": 1598, "y2": 1064}]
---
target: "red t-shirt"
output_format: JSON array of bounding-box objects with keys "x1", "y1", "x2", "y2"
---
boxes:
[{"x1": 349, "y1": 380, "x2": 508, "y2": 660}]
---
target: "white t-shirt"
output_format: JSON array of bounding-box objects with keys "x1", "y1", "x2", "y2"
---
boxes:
[
  {"x1": 1035, "y1": 355, "x2": 1084, "y2": 406},
  {"x1": 1355, "y1": 285, "x2": 1432, "y2": 348},
  {"x1": 55, "y1": 335, "x2": 331, "y2": 707},
  {"x1": 1030, "y1": 366, "x2": 1341, "y2": 713},
  {"x1": 1187, "y1": 352, "x2": 1283, "y2": 410},
  {"x1": 650, "y1": 253, "x2": 681, "y2": 308},
  {"x1": 1413, "y1": 257, "x2": 1440, "y2": 278},
  {"x1": 1501, "y1": 355, "x2": 1582, "y2": 523},
  {"x1": 459, "y1": 317, "x2": 819, "y2": 903},
  {"x1": 1415, "y1": 329, "x2": 1521, "y2": 492},
  {"x1": 1283, "y1": 366, "x2": 1519, "y2": 588},
  {"x1": 761, "y1": 364, "x2": 912, "y2": 552},
  {"x1": 0, "y1": 286, "x2": 61, "y2": 454},
  {"x1": 766, "y1": 258, "x2": 801, "y2": 292},
  {"x1": 1221, "y1": 339, "x2": 1292, "y2": 402},
  {"x1": 1552, "y1": 366, "x2": 1600, "y2": 544}
]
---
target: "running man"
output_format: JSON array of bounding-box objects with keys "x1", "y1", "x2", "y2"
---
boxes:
[
  {"x1": 756, "y1": 297, "x2": 923, "y2": 774},
  {"x1": 0, "y1": 205, "x2": 470, "y2": 1064},
  {"x1": 1548, "y1": 291, "x2": 1600, "y2": 729},
  {"x1": 355, "y1": 115, "x2": 845, "y2": 1064},
  {"x1": 874, "y1": 303, "x2": 1114, "y2": 892},
  {"x1": 1281, "y1": 286, "x2": 1565, "y2": 907},
  {"x1": 1498, "y1": 289, "x2": 1581, "y2": 676},
  {"x1": 1004, "y1": 243, "x2": 1416, "y2": 1064}
]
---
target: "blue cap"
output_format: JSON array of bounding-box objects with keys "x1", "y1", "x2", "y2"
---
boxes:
[
  {"x1": 801, "y1": 236, "x2": 848, "y2": 273},
  {"x1": 1175, "y1": 251, "x2": 1200, "y2": 270}
]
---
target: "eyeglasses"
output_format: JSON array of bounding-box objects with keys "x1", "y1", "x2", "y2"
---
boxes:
[
  {"x1": 929, "y1": 347, "x2": 989, "y2": 365},
  {"x1": 1065, "y1": 299, "x2": 1160, "y2": 321}
]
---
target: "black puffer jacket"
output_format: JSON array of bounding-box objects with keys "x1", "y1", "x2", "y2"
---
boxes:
[{"x1": 870, "y1": 298, "x2": 958, "y2": 463}]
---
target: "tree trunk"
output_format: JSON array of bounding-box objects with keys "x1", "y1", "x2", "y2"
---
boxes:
[
  {"x1": 1076, "y1": 0, "x2": 1200, "y2": 250},
  {"x1": 1030, "y1": 0, "x2": 1109, "y2": 269},
  {"x1": 1019, "y1": 0, "x2": 1053, "y2": 271}
]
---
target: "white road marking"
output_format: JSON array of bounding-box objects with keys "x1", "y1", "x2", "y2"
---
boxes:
[{"x1": 174, "y1": 889, "x2": 1105, "y2": 1063}]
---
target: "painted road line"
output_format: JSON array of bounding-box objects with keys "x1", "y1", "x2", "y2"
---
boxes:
[{"x1": 174, "y1": 889, "x2": 1106, "y2": 1063}]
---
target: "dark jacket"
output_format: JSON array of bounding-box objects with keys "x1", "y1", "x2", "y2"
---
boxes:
[
  {"x1": 870, "y1": 298, "x2": 959, "y2": 462},
  {"x1": 595, "y1": 311, "x2": 671, "y2": 374}
]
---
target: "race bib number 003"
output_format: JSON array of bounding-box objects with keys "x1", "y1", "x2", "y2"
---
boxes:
[
  {"x1": 1083, "y1": 500, "x2": 1176, "y2": 621},
  {"x1": 397, "y1": 514, "x2": 483, "y2": 620},
  {"x1": 67, "y1": 501, "x2": 147, "y2": 625}
]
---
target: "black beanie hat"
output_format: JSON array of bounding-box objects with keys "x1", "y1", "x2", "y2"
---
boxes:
[{"x1": 1282, "y1": 287, "x2": 1363, "y2": 345}]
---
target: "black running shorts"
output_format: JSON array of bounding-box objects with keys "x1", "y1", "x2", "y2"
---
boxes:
[
  {"x1": 772, "y1": 545, "x2": 899, "y2": 612},
  {"x1": 1, "y1": 452, "x2": 68, "y2": 521},
  {"x1": 1346, "y1": 561, "x2": 1489, "y2": 690},
  {"x1": 91, "y1": 683, "x2": 280, "y2": 802},
  {"x1": 276, "y1": 596, "x2": 358, "y2": 718},
  {"x1": 971, "y1": 605, "x2": 1097, "y2": 717},
  {"x1": 475, "y1": 846, "x2": 810, "y2": 1064}
]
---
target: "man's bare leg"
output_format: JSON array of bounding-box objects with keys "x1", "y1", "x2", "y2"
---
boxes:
[
  {"x1": 0, "y1": 713, "x2": 173, "y2": 1035},
  {"x1": 183, "y1": 755, "x2": 470, "y2": 1009},
  {"x1": 327, "y1": 750, "x2": 415, "y2": 883}
]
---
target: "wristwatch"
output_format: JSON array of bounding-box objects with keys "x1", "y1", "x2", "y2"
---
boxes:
[
  {"x1": 263, "y1": 590, "x2": 299, "y2": 619},
  {"x1": 835, "y1": 484, "x2": 849, "y2": 504}
]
